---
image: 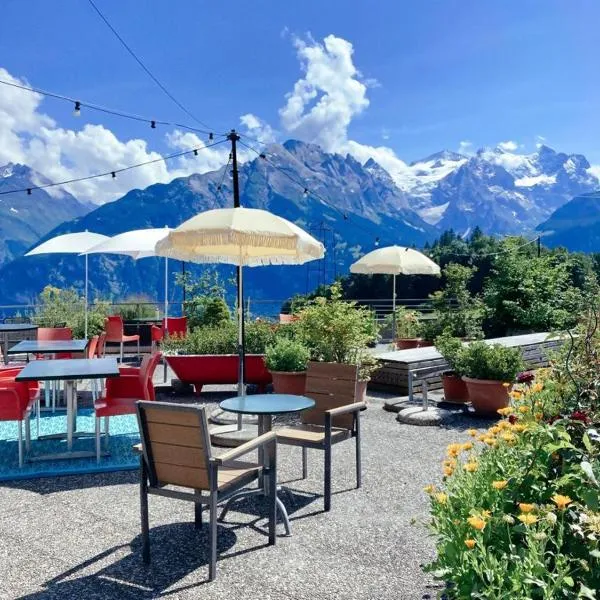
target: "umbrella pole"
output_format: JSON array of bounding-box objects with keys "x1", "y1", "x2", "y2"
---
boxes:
[
  {"x1": 237, "y1": 263, "x2": 245, "y2": 429},
  {"x1": 85, "y1": 253, "x2": 89, "y2": 339},
  {"x1": 164, "y1": 256, "x2": 169, "y2": 322},
  {"x1": 392, "y1": 273, "x2": 396, "y2": 343}
]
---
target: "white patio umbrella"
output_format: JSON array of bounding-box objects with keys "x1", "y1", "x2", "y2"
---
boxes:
[
  {"x1": 26, "y1": 231, "x2": 110, "y2": 338},
  {"x1": 84, "y1": 227, "x2": 172, "y2": 322},
  {"x1": 155, "y1": 207, "x2": 325, "y2": 405},
  {"x1": 350, "y1": 245, "x2": 441, "y2": 339}
]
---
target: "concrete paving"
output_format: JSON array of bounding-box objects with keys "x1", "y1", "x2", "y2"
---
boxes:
[{"x1": 0, "y1": 369, "x2": 494, "y2": 600}]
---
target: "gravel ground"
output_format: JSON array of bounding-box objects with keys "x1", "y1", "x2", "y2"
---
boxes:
[{"x1": 0, "y1": 371, "x2": 492, "y2": 600}]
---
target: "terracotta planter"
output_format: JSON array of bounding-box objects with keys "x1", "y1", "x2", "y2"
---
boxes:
[
  {"x1": 355, "y1": 380, "x2": 368, "y2": 403},
  {"x1": 463, "y1": 377, "x2": 511, "y2": 415},
  {"x1": 165, "y1": 354, "x2": 272, "y2": 395},
  {"x1": 395, "y1": 338, "x2": 422, "y2": 350},
  {"x1": 270, "y1": 370, "x2": 307, "y2": 395},
  {"x1": 441, "y1": 372, "x2": 469, "y2": 403}
]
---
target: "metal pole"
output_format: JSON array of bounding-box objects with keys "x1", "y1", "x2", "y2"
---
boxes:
[
  {"x1": 164, "y1": 256, "x2": 169, "y2": 322},
  {"x1": 84, "y1": 252, "x2": 89, "y2": 339},
  {"x1": 228, "y1": 129, "x2": 245, "y2": 422},
  {"x1": 392, "y1": 273, "x2": 397, "y2": 342}
]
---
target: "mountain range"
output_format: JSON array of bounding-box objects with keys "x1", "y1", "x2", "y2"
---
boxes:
[{"x1": 0, "y1": 140, "x2": 598, "y2": 306}]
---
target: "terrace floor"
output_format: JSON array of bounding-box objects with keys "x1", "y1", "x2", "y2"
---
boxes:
[{"x1": 0, "y1": 371, "x2": 492, "y2": 600}]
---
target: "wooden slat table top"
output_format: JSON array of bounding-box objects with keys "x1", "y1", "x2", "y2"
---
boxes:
[{"x1": 374, "y1": 332, "x2": 560, "y2": 365}]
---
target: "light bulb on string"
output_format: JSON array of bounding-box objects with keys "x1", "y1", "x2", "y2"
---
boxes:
[
  {"x1": 209, "y1": 133, "x2": 214, "y2": 141},
  {"x1": 150, "y1": 120, "x2": 156, "y2": 129},
  {"x1": 111, "y1": 172, "x2": 116, "y2": 179},
  {"x1": 73, "y1": 101, "x2": 81, "y2": 117},
  {"x1": 26, "y1": 188, "x2": 32, "y2": 195},
  {"x1": 193, "y1": 149, "x2": 198, "y2": 156},
  {"x1": 374, "y1": 237, "x2": 380, "y2": 247},
  {"x1": 303, "y1": 188, "x2": 309, "y2": 198}
]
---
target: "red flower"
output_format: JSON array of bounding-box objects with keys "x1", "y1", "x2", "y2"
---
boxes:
[
  {"x1": 570, "y1": 410, "x2": 590, "y2": 424},
  {"x1": 517, "y1": 371, "x2": 535, "y2": 385},
  {"x1": 508, "y1": 414, "x2": 519, "y2": 424}
]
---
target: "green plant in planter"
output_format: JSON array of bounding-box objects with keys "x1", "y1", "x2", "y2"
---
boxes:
[
  {"x1": 384, "y1": 306, "x2": 422, "y2": 339},
  {"x1": 434, "y1": 333, "x2": 464, "y2": 375},
  {"x1": 457, "y1": 341, "x2": 524, "y2": 382},
  {"x1": 296, "y1": 282, "x2": 379, "y2": 364},
  {"x1": 265, "y1": 338, "x2": 310, "y2": 373},
  {"x1": 115, "y1": 295, "x2": 157, "y2": 320}
]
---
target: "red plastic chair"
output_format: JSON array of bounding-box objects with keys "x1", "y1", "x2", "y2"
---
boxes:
[
  {"x1": 37, "y1": 327, "x2": 73, "y2": 359},
  {"x1": 104, "y1": 316, "x2": 140, "y2": 362},
  {"x1": 151, "y1": 317, "x2": 187, "y2": 348},
  {"x1": 96, "y1": 333, "x2": 106, "y2": 358},
  {"x1": 93, "y1": 352, "x2": 162, "y2": 462},
  {"x1": 0, "y1": 376, "x2": 38, "y2": 466}
]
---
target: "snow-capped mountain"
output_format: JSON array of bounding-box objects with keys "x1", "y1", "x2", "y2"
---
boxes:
[{"x1": 0, "y1": 163, "x2": 92, "y2": 267}]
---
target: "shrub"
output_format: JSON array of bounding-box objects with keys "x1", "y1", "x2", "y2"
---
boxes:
[
  {"x1": 265, "y1": 338, "x2": 310, "y2": 372},
  {"x1": 434, "y1": 333, "x2": 464, "y2": 375},
  {"x1": 458, "y1": 341, "x2": 525, "y2": 382},
  {"x1": 384, "y1": 305, "x2": 421, "y2": 339},
  {"x1": 115, "y1": 295, "x2": 158, "y2": 320}
]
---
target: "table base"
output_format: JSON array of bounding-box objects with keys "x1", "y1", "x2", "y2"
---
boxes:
[
  {"x1": 218, "y1": 486, "x2": 292, "y2": 536},
  {"x1": 28, "y1": 450, "x2": 110, "y2": 463}
]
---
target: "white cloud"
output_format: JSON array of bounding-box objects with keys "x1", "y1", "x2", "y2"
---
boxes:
[
  {"x1": 0, "y1": 68, "x2": 228, "y2": 204},
  {"x1": 240, "y1": 113, "x2": 276, "y2": 144},
  {"x1": 458, "y1": 140, "x2": 473, "y2": 155},
  {"x1": 497, "y1": 140, "x2": 518, "y2": 152},
  {"x1": 535, "y1": 134, "x2": 547, "y2": 149},
  {"x1": 588, "y1": 164, "x2": 600, "y2": 180},
  {"x1": 279, "y1": 34, "x2": 370, "y2": 152}
]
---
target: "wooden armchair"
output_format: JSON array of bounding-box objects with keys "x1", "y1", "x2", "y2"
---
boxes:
[
  {"x1": 136, "y1": 401, "x2": 277, "y2": 581},
  {"x1": 276, "y1": 361, "x2": 365, "y2": 511}
]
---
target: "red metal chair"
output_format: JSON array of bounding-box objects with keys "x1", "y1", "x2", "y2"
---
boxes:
[
  {"x1": 104, "y1": 316, "x2": 140, "y2": 362},
  {"x1": 0, "y1": 376, "x2": 38, "y2": 466},
  {"x1": 93, "y1": 352, "x2": 161, "y2": 463}
]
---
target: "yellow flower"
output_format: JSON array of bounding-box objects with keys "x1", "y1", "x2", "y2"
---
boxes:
[
  {"x1": 484, "y1": 437, "x2": 498, "y2": 447},
  {"x1": 443, "y1": 458, "x2": 457, "y2": 468},
  {"x1": 477, "y1": 434, "x2": 488, "y2": 443},
  {"x1": 467, "y1": 515, "x2": 486, "y2": 530},
  {"x1": 519, "y1": 503, "x2": 536, "y2": 513},
  {"x1": 502, "y1": 382, "x2": 511, "y2": 388},
  {"x1": 467, "y1": 428, "x2": 478, "y2": 437},
  {"x1": 463, "y1": 462, "x2": 478, "y2": 473},
  {"x1": 518, "y1": 514, "x2": 538, "y2": 525},
  {"x1": 488, "y1": 426, "x2": 501, "y2": 436},
  {"x1": 513, "y1": 424, "x2": 527, "y2": 433},
  {"x1": 435, "y1": 493, "x2": 448, "y2": 504},
  {"x1": 532, "y1": 383, "x2": 543, "y2": 393},
  {"x1": 481, "y1": 510, "x2": 492, "y2": 518},
  {"x1": 443, "y1": 466, "x2": 454, "y2": 477},
  {"x1": 497, "y1": 420, "x2": 511, "y2": 430},
  {"x1": 492, "y1": 480, "x2": 508, "y2": 490},
  {"x1": 497, "y1": 407, "x2": 513, "y2": 416},
  {"x1": 511, "y1": 390, "x2": 523, "y2": 400},
  {"x1": 423, "y1": 484, "x2": 436, "y2": 494},
  {"x1": 535, "y1": 412, "x2": 543, "y2": 421},
  {"x1": 447, "y1": 443, "x2": 462, "y2": 458},
  {"x1": 518, "y1": 405, "x2": 530, "y2": 414},
  {"x1": 461, "y1": 442, "x2": 473, "y2": 451},
  {"x1": 501, "y1": 432, "x2": 517, "y2": 444},
  {"x1": 552, "y1": 494, "x2": 572, "y2": 510},
  {"x1": 464, "y1": 538, "x2": 476, "y2": 549}
]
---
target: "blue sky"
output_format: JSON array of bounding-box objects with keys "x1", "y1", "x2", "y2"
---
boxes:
[{"x1": 0, "y1": 0, "x2": 598, "y2": 202}]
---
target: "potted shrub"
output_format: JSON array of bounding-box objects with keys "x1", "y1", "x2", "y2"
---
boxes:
[
  {"x1": 434, "y1": 333, "x2": 469, "y2": 403},
  {"x1": 295, "y1": 283, "x2": 380, "y2": 401},
  {"x1": 457, "y1": 341, "x2": 525, "y2": 415},
  {"x1": 265, "y1": 338, "x2": 310, "y2": 395},
  {"x1": 385, "y1": 306, "x2": 422, "y2": 349},
  {"x1": 161, "y1": 321, "x2": 275, "y2": 395}
]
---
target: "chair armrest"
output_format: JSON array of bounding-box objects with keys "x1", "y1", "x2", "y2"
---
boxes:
[
  {"x1": 215, "y1": 431, "x2": 276, "y2": 465},
  {"x1": 325, "y1": 402, "x2": 366, "y2": 417}
]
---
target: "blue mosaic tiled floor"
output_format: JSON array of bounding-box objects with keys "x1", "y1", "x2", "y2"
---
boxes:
[{"x1": 0, "y1": 408, "x2": 139, "y2": 481}]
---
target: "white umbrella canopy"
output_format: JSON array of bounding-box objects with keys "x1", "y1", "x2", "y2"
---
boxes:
[
  {"x1": 155, "y1": 207, "x2": 325, "y2": 404},
  {"x1": 155, "y1": 208, "x2": 324, "y2": 266},
  {"x1": 26, "y1": 231, "x2": 110, "y2": 338},
  {"x1": 84, "y1": 228, "x2": 172, "y2": 320},
  {"x1": 350, "y1": 245, "x2": 440, "y2": 341},
  {"x1": 350, "y1": 245, "x2": 441, "y2": 276}
]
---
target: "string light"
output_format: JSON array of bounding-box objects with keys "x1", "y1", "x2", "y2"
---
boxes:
[
  {"x1": 209, "y1": 133, "x2": 214, "y2": 141},
  {"x1": 111, "y1": 171, "x2": 116, "y2": 179},
  {"x1": 150, "y1": 120, "x2": 156, "y2": 129},
  {"x1": 193, "y1": 149, "x2": 198, "y2": 156},
  {"x1": 303, "y1": 188, "x2": 309, "y2": 197},
  {"x1": 73, "y1": 101, "x2": 81, "y2": 117},
  {"x1": 375, "y1": 237, "x2": 380, "y2": 247},
  {"x1": 26, "y1": 188, "x2": 32, "y2": 195}
]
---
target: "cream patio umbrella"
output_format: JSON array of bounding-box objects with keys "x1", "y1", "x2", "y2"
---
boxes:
[
  {"x1": 350, "y1": 245, "x2": 441, "y2": 340},
  {"x1": 26, "y1": 231, "x2": 110, "y2": 338},
  {"x1": 155, "y1": 207, "x2": 325, "y2": 403},
  {"x1": 83, "y1": 227, "x2": 172, "y2": 321}
]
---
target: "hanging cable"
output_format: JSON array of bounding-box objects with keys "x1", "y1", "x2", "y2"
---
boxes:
[
  {"x1": 87, "y1": 0, "x2": 216, "y2": 132},
  {"x1": 0, "y1": 138, "x2": 227, "y2": 196},
  {"x1": 212, "y1": 153, "x2": 232, "y2": 208},
  {"x1": 0, "y1": 78, "x2": 223, "y2": 138}
]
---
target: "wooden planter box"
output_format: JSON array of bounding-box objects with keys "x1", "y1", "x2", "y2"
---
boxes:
[{"x1": 165, "y1": 354, "x2": 272, "y2": 395}]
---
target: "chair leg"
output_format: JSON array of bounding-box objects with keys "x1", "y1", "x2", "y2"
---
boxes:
[
  {"x1": 120, "y1": 341, "x2": 124, "y2": 363},
  {"x1": 301, "y1": 446, "x2": 308, "y2": 479},
  {"x1": 140, "y1": 459, "x2": 150, "y2": 564},
  {"x1": 95, "y1": 417, "x2": 101, "y2": 464},
  {"x1": 355, "y1": 416, "x2": 362, "y2": 489},
  {"x1": 25, "y1": 412, "x2": 31, "y2": 453},
  {"x1": 137, "y1": 338, "x2": 140, "y2": 360},
  {"x1": 44, "y1": 381, "x2": 50, "y2": 409},
  {"x1": 17, "y1": 420, "x2": 23, "y2": 468},
  {"x1": 36, "y1": 397, "x2": 40, "y2": 438},
  {"x1": 209, "y1": 491, "x2": 218, "y2": 581},
  {"x1": 324, "y1": 442, "x2": 332, "y2": 512},
  {"x1": 104, "y1": 417, "x2": 109, "y2": 450},
  {"x1": 268, "y1": 442, "x2": 277, "y2": 546},
  {"x1": 194, "y1": 492, "x2": 203, "y2": 530}
]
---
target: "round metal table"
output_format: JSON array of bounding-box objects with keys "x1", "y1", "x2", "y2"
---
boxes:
[
  {"x1": 0, "y1": 324, "x2": 38, "y2": 364},
  {"x1": 218, "y1": 393, "x2": 315, "y2": 535}
]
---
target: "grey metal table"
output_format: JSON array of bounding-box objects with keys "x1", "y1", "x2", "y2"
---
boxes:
[
  {"x1": 0, "y1": 324, "x2": 38, "y2": 364},
  {"x1": 218, "y1": 394, "x2": 315, "y2": 535},
  {"x1": 16, "y1": 358, "x2": 120, "y2": 461},
  {"x1": 8, "y1": 339, "x2": 88, "y2": 357}
]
